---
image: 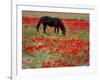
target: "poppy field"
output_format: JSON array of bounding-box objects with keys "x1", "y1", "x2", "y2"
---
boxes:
[{"x1": 22, "y1": 13, "x2": 89, "y2": 69}]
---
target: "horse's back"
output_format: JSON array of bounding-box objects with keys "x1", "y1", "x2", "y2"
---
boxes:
[{"x1": 41, "y1": 16, "x2": 60, "y2": 25}]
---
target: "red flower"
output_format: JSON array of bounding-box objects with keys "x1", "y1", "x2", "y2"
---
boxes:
[
  {"x1": 71, "y1": 46, "x2": 80, "y2": 54},
  {"x1": 84, "y1": 57, "x2": 89, "y2": 63},
  {"x1": 36, "y1": 45, "x2": 44, "y2": 50},
  {"x1": 24, "y1": 46, "x2": 34, "y2": 53},
  {"x1": 42, "y1": 61, "x2": 52, "y2": 67}
]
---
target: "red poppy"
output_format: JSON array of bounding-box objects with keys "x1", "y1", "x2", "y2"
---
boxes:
[{"x1": 42, "y1": 61, "x2": 52, "y2": 67}]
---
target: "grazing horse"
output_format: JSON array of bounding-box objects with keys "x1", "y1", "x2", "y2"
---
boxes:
[{"x1": 36, "y1": 16, "x2": 66, "y2": 35}]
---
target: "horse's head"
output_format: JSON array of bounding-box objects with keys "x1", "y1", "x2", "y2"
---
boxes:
[{"x1": 58, "y1": 20, "x2": 66, "y2": 35}]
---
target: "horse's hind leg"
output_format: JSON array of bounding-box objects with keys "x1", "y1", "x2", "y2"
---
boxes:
[
  {"x1": 43, "y1": 24, "x2": 47, "y2": 34},
  {"x1": 36, "y1": 19, "x2": 42, "y2": 32},
  {"x1": 37, "y1": 25, "x2": 39, "y2": 32}
]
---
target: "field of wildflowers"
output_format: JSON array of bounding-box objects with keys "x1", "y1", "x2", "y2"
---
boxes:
[{"x1": 22, "y1": 17, "x2": 89, "y2": 69}]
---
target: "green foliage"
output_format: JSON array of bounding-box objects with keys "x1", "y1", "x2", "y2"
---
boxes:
[
  {"x1": 23, "y1": 30, "x2": 35, "y2": 37},
  {"x1": 67, "y1": 54, "x2": 73, "y2": 64},
  {"x1": 22, "y1": 22, "x2": 89, "y2": 68},
  {"x1": 80, "y1": 31, "x2": 89, "y2": 41},
  {"x1": 80, "y1": 17, "x2": 86, "y2": 21}
]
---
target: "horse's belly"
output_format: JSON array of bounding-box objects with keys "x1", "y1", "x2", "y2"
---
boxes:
[{"x1": 48, "y1": 23, "x2": 56, "y2": 27}]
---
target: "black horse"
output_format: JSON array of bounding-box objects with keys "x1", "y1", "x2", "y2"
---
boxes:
[{"x1": 36, "y1": 16, "x2": 66, "y2": 35}]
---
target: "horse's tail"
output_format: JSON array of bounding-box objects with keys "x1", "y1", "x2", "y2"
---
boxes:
[{"x1": 36, "y1": 18, "x2": 42, "y2": 32}]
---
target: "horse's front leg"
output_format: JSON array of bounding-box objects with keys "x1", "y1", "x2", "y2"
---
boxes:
[
  {"x1": 57, "y1": 27, "x2": 59, "y2": 33},
  {"x1": 54, "y1": 27, "x2": 57, "y2": 33},
  {"x1": 43, "y1": 25, "x2": 47, "y2": 34}
]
